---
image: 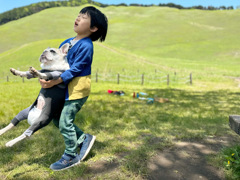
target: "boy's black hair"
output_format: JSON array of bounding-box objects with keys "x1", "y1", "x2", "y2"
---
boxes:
[{"x1": 80, "y1": 6, "x2": 108, "y2": 42}]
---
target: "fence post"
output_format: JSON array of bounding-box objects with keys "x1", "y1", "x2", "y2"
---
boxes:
[
  {"x1": 7, "y1": 76, "x2": 9, "y2": 82},
  {"x1": 22, "y1": 77, "x2": 24, "y2": 83},
  {"x1": 174, "y1": 72, "x2": 177, "y2": 82},
  {"x1": 167, "y1": 74, "x2": 169, "y2": 86},
  {"x1": 117, "y1": 73, "x2": 120, "y2": 84},
  {"x1": 96, "y1": 72, "x2": 98, "y2": 82},
  {"x1": 190, "y1": 73, "x2": 192, "y2": 85},
  {"x1": 141, "y1": 74, "x2": 144, "y2": 85}
]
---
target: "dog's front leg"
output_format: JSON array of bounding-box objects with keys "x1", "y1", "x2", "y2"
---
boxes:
[
  {"x1": 6, "y1": 133, "x2": 28, "y2": 147},
  {"x1": 10, "y1": 68, "x2": 28, "y2": 77},
  {"x1": 0, "y1": 123, "x2": 15, "y2": 136},
  {"x1": 29, "y1": 67, "x2": 48, "y2": 80}
]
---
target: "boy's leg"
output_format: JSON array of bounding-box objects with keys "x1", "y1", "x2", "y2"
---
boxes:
[
  {"x1": 53, "y1": 118, "x2": 84, "y2": 143},
  {"x1": 50, "y1": 97, "x2": 88, "y2": 171},
  {"x1": 59, "y1": 97, "x2": 88, "y2": 157},
  {"x1": 65, "y1": 97, "x2": 96, "y2": 161}
]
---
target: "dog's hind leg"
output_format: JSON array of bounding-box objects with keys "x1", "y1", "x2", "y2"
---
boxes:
[
  {"x1": 5, "y1": 133, "x2": 28, "y2": 147},
  {"x1": 0, "y1": 123, "x2": 14, "y2": 136}
]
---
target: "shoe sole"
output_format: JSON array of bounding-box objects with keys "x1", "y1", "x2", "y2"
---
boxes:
[
  {"x1": 51, "y1": 160, "x2": 81, "y2": 171},
  {"x1": 80, "y1": 135, "x2": 96, "y2": 161}
]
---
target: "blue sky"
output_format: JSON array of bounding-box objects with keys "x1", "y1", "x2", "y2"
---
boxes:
[{"x1": 0, "y1": 0, "x2": 239, "y2": 13}]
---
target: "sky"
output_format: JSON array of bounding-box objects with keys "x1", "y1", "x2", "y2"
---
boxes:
[{"x1": 0, "y1": 0, "x2": 239, "y2": 13}]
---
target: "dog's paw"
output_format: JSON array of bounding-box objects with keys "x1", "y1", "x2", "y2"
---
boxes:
[
  {"x1": 10, "y1": 68, "x2": 17, "y2": 76},
  {"x1": 10, "y1": 68, "x2": 26, "y2": 77},
  {"x1": 0, "y1": 129, "x2": 5, "y2": 136},
  {"x1": 5, "y1": 141, "x2": 14, "y2": 147},
  {"x1": 29, "y1": 67, "x2": 39, "y2": 77},
  {"x1": 6, "y1": 134, "x2": 28, "y2": 147},
  {"x1": 29, "y1": 66, "x2": 37, "y2": 73}
]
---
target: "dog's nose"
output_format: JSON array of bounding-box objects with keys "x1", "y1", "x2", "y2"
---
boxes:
[{"x1": 39, "y1": 54, "x2": 46, "y2": 61}]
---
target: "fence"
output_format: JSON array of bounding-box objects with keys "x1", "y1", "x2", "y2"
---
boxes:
[
  {"x1": 95, "y1": 72, "x2": 192, "y2": 85},
  {"x1": 0, "y1": 74, "x2": 36, "y2": 83},
  {"x1": 0, "y1": 72, "x2": 192, "y2": 85}
]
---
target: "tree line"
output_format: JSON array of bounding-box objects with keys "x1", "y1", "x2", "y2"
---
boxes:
[
  {"x1": 0, "y1": 0, "x2": 97, "y2": 25},
  {"x1": 0, "y1": 0, "x2": 235, "y2": 25},
  {"x1": 110, "y1": 3, "x2": 234, "y2": 11}
]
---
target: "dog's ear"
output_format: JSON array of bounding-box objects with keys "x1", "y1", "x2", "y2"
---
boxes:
[{"x1": 60, "y1": 43, "x2": 70, "y2": 55}]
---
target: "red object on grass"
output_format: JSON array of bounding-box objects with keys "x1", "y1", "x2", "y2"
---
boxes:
[{"x1": 108, "y1": 90, "x2": 114, "y2": 93}]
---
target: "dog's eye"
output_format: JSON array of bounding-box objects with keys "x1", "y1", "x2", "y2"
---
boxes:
[{"x1": 50, "y1": 50, "x2": 56, "y2": 53}]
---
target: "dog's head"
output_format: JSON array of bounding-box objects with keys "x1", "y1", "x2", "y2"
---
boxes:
[{"x1": 40, "y1": 43, "x2": 70, "y2": 70}]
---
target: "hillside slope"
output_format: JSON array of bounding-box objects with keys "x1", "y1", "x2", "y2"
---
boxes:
[
  {"x1": 0, "y1": 5, "x2": 240, "y2": 79},
  {"x1": 0, "y1": 39, "x2": 156, "y2": 75}
]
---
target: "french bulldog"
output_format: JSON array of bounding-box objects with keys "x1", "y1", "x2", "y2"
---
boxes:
[{"x1": 0, "y1": 43, "x2": 70, "y2": 147}]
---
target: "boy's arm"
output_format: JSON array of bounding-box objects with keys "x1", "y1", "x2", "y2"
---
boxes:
[
  {"x1": 38, "y1": 70, "x2": 64, "y2": 88},
  {"x1": 60, "y1": 44, "x2": 92, "y2": 85}
]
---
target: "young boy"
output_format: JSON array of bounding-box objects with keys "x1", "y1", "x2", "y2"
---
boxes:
[{"x1": 40, "y1": 6, "x2": 108, "y2": 171}]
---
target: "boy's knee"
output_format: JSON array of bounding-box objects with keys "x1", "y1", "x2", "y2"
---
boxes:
[{"x1": 59, "y1": 121, "x2": 74, "y2": 134}]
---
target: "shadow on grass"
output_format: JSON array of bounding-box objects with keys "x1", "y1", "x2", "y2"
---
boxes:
[
  {"x1": 0, "y1": 87, "x2": 240, "y2": 178},
  {"x1": 67, "y1": 88, "x2": 240, "y2": 178}
]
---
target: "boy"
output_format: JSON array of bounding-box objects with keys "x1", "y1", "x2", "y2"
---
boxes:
[{"x1": 40, "y1": 6, "x2": 108, "y2": 171}]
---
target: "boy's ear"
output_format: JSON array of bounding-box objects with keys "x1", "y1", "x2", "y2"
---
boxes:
[{"x1": 90, "y1": 26, "x2": 98, "y2": 33}]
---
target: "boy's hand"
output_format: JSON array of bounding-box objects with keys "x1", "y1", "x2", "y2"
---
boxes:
[{"x1": 39, "y1": 78, "x2": 63, "y2": 88}]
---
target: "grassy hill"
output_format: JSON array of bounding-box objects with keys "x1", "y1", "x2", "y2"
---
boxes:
[{"x1": 0, "y1": 5, "x2": 240, "y2": 82}]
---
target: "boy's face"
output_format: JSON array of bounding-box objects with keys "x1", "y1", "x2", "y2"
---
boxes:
[{"x1": 74, "y1": 13, "x2": 92, "y2": 37}]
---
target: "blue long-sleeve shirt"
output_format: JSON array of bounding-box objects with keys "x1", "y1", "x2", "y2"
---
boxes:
[{"x1": 59, "y1": 37, "x2": 93, "y2": 100}]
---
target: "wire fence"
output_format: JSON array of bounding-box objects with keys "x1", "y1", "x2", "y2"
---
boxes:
[
  {"x1": 0, "y1": 71, "x2": 192, "y2": 85},
  {"x1": 95, "y1": 72, "x2": 192, "y2": 85},
  {"x1": 0, "y1": 75, "x2": 37, "y2": 83}
]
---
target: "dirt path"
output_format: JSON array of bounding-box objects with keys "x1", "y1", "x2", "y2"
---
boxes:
[
  {"x1": 84, "y1": 134, "x2": 240, "y2": 179},
  {"x1": 148, "y1": 135, "x2": 240, "y2": 180}
]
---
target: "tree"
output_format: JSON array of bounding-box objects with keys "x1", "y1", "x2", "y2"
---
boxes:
[{"x1": 219, "y1": 6, "x2": 226, "y2": 10}]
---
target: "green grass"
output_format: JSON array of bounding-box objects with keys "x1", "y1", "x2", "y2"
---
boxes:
[
  {"x1": 0, "y1": 80, "x2": 239, "y2": 179},
  {"x1": 1, "y1": 4, "x2": 240, "y2": 179}
]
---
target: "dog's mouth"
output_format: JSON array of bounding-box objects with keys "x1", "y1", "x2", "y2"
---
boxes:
[
  {"x1": 40, "y1": 54, "x2": 52, "y2": 63},
  {"x1": 74, "y1": 21, "x2": 78, "y2": 26}
]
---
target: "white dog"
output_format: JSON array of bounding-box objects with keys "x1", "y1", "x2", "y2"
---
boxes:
[{"x1": 0, "y1": 43, "x2": 69, "y2": 147}]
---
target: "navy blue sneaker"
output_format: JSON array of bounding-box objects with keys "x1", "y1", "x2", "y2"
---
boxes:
[
  {"x1": 50, "y1": 153, "x2": 80, "y2": 171},
  {"x1": 79, "y1": 134, "x2": 96, "y2": 161}
]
